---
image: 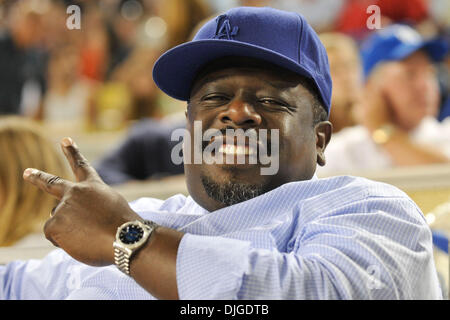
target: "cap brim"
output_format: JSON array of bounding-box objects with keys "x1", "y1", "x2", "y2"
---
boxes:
[
  {"x1": 152, "y1": 39, "x2": 320, "y2": 102},
  {"x1": 391, "y1": 38, "x2": 448, "y2": 62}
]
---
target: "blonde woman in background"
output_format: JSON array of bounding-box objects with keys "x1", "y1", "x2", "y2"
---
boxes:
[
  {"x1": 0, "y1": 116, "x2": 68, "y2": 247},
  {"x1": 319, "y1": 32, "x2": 364, "y2": 133}
]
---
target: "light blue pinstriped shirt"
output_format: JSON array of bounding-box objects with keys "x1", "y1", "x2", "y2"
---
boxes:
[{"x1": 0, "y1": 175, "x2": 443, "y2": 299}]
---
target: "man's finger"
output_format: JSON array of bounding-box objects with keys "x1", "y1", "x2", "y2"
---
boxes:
[
  {"x1": 23, "y1": 168, "x2": 71, "y2": 200},
  {"x1": 60, "y1": 137, "x2": 101, "y2": 182}
]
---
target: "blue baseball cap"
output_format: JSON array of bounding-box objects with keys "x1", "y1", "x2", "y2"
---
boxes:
[
  {"x1": 152, "y1": 6, "x2": 332, "y2": 115},
  {"x1": 361, "y1": 24, "x2": 448, "y2": 78}
]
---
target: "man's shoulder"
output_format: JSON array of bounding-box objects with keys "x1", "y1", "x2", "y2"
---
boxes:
[
  {"x1": 286, "y1": 175, "x2": 409, "y2": 202},
  {"x1": 331, "y1": 175, "x2": 409, "y2": 198},
  {"x1": 286, "y1": 175, "x2": 425, "y2": 226},
  {"x1": 283, "y1": 175, "x2": 419, "y2": 215}
]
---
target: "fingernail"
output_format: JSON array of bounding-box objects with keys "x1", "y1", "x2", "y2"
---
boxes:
[
  {"x1": 23, "y1": 168, "x2": 32, "y2": 178},
  {"x1": 62, "y1": 137, "x2": 73, "y2": 147},
  {"x1": 23, "y1": 168, "x2": 37, "y2": 178}
]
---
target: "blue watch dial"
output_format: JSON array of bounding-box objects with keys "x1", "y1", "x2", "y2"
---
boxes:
[{"x1": 119, "y1": 225, "x2": 144, "y2": 244}]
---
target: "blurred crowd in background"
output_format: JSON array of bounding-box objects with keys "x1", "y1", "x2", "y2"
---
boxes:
[
  {"x1": 0, "y1": 0, "x2": 450, "y2": 248},
  {"x1": 0, "y1": 0, "x2": 213, "y2": 131},
  {"x1": 0, "y1": 0, "x2": 448, "y2": 132}
]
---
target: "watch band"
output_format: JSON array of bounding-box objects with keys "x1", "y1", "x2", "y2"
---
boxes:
[
  {"x1": 114, "y1": 244, "x2": 133, "y2": 275},
  {"x1": 114, "y1": 220, "x2": 158, "y2": 275}
]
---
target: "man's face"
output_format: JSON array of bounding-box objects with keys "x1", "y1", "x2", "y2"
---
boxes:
[
  {"x1": 383, "y1": 51, "x2": 440, "y2": 130},
  {"x1": 9, "y1": 5, "x2": 45, "y2": 48},
  {"x1": 183, "y1": 58, "x2": 331, "y2": 212}
]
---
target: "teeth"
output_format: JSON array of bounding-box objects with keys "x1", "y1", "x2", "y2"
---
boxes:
[{"x1": 218, "y1": 144, "x2": 256, "y2": 155}]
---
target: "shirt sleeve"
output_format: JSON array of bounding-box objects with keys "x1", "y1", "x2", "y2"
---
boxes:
[
  {"x1": 176, "y1": 196, "x2": 442, "y2": 300},
  {"x1": 0, "y1": 249, "x2": 74, "y2": 299},
  {"x1": 0, "y1": 249, "x2": 152, "y2": 300},
  {"x1": 176, "y1": 234, "x2": 252, "y2": 299}
]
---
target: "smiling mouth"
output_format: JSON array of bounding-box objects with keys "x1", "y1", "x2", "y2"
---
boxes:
[
  {"x1": 217, "y1": 143, "x2": 257, "y2": 156},
  {"x1": 204, "y1": 135, "x2": 269, "y2": 157},
  {"x1": 201, "y1": 135, "x2": 272, "y2": 169}
]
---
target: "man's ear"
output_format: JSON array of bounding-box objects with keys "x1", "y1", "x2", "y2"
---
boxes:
[{"x1": 315, "y1": 121, "x2": 332, "y2": 166}]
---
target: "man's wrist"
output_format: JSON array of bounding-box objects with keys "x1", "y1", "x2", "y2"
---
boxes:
[{"x1": 113, "y1": 220, "x2": 159, "y2": 275}]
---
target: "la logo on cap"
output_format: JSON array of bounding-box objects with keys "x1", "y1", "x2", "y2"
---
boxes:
[{"x1": 214, "y1": 14, "x2": 239, "y2": 40}]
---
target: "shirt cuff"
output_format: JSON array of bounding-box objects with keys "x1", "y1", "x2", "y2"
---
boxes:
[{"x1": 176, "y1": 233, "x2": 251, "y2": 300}]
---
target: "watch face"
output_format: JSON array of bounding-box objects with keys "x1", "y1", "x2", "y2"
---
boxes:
[{"x1": 119, "y1": 225, "x2": 144, "y2": 244}]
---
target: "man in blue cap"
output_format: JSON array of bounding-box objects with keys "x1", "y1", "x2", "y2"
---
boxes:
[
  {"x1": 320, "y1": 24, "x2": 450, "y2": 174},
  {"x1": 1, "y1": 7, "x2": 442, "y2": 300}
]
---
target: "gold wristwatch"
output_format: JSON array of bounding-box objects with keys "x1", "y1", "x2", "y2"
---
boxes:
[{"x1": 113, "y1": 220, "x2": 158, "y2": 275}]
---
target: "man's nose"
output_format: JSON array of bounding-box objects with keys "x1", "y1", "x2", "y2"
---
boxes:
[{"x1": 219, "y1": 99, "x2": 262, "y2": 128}]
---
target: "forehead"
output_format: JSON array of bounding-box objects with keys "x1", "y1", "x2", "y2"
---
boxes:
[{"x1": 402, "y1": 50, "x2": 432, "y2": 66}]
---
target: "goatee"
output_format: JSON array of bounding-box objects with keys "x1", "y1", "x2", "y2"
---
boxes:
[{"x1": 201, "y1": 174, "x2": 265, "y2": 207}]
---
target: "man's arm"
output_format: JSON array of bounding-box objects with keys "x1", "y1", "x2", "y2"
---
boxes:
[
  {"x1": 127, "y1": 226, "x2": 183, "y2": 299},
  {"x1": 23, "y1": 137, "x2": 183, "y2": 299}
]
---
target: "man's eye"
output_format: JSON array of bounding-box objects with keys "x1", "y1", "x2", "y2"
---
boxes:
[
  {"x1": 259, "y1": 98, "x2": 286, "y2": 107},
  {"x1": 202, "y1": 95, "x2": 229, "y2": 102}
]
